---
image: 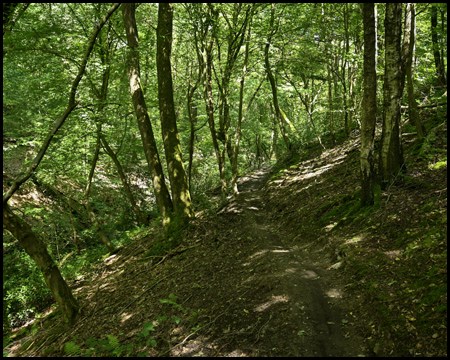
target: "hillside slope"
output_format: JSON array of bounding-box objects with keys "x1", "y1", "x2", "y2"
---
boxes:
[{"x1": 5, "y1": 121, "x2": 447, "y2": 357}]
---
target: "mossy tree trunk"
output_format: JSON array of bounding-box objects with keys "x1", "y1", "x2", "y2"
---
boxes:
[
  {"x1": 404, "y1": 4, "x2": 424, "y2": 139},
  {"x1": 379, "y1": 3, "x2": 404, "y2": 187},
  {"x1": 122, "y1": 3, "x2": 174, "y2": 228},
  {"x1": 201, "y1": 4, "x2": 227, "y2": 200},
  {"x1": 360, "y1": 3, "x2": 377, "y2": 206},
  {"x1": 157, "y1": 3, "x2": 195, "y2": 225},
  {"x1": 3, "y1": 203, "x2": 80, "y2": 325}
]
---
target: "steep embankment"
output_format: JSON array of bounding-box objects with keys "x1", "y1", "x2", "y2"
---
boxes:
[{"x1": 6, "y1": 124, "x2": 446, "y2": 357}]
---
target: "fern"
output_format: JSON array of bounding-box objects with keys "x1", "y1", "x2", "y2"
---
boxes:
[
  {"x1": 107, "y1": 334, "x2": 119, "y2": 349},
  {"x1": 64, "y1": 341, "x2": 82, "y2": 356}
]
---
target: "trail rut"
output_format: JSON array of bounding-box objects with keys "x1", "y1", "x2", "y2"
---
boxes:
[{"x1": 188, "y1": 166, "x2": 369, "y2": 356}]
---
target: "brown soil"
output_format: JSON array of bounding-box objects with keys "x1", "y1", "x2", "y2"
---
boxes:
[
  {"x1": 8, "y1": 165, "x2": 369, "y2": 357},
  {"x1": 6, "y1": 123, "x2": 446, "y2": 357}
]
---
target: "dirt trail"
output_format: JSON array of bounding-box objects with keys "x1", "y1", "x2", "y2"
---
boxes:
[
  {"x1": 197, "y1": 166, "x2": 370, "y2": 356},
  {"x1": 10, "y1": 166, "x2": 371, "y2": 357}
]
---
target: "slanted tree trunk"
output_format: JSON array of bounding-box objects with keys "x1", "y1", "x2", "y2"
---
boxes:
[
  {"x1": 2, "y1": 3, "x2": 119, "y2": 326},
  {"x1": 3, "y1": 3, "x2": 120, "y2": 205},
  {"x1": 157, "y1": 3, "x2": 195, "y2": 225},
  {"x1": 360, "y1": 3, "x2": 377, "y2": 206},
  {"x1": 100, "y1": 132, "x2": 149, "y2": 226},
  {"x1": 84, "y1": 130, "x2": 116, "y2": 252},
  {"x1": 379, "y1": 3, "x2": 404, "y2": 187},
  {"x1": 122, "y1": 3, "x2": 174, "y2": 228},
  {"x1": 3, "y1": 203, "x2": 80, "y2": 325}
]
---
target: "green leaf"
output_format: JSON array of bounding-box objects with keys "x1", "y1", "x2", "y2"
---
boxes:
[
  {"x1": 171, "y1": 315, "x2": 183, "y2": 324},
  {"x1": 64, "y1": 342, "x2": 82, "y2": 356},
  {"x1": 148, "y1": 338, "x2": 157, "y2": 347},
  {"x1": 107, "y1": 334, "x2": 119, "y2": 349}
]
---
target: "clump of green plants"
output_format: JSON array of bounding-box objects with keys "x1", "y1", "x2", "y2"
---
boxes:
[{"x1": 62, "y1": 293, "x2": 201, "y2": 357}]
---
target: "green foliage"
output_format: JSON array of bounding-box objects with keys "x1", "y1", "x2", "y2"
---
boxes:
[
  {"x1": 3, "y1": 246, "x2": 53, "y2": 328},
  {"x1": 64, "y1": 341, "x2": 82, "y2": 356},
  {"x1": 159, "y1": 293, "x2": 182, "y2": 310},
  {"x1": 2, "y1": 5, "x2": 447, "y2": 355},
  {"x1": 59, "y1": 293, "x2": 199, "y2": 357}
]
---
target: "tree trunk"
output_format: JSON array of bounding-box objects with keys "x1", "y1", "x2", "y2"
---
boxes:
[
  {"x1": 404, "y1": 4, "x2": 424, "y2": 139},
  {"x1": 265, "y1": 5, "x2": 290, "y2": 152},
  {"x1": 122, "y1": 3, "x2": 174, "y2": 228},
  {"x1": 360, "y1": 3, "x2": 377, "y2": 206},
  {"x1": 342, "y1": 3, "x2": 350, "y2": 137},
  {"x1": 205, "y1": 40, "x2": 227, "y2": 200},
  {"x1": 3, "y1": 3, "x2": 120, "y2": 205},
  {"x1": 269, "y1": 103, "x2": 279, "y2": 160},
  {"x1": 201, "y1": 5, "x2": 227, "y2": 200},
  {"x1": 326, "y1": 51, "x2": 336, "y2": 147},
  {"x1": 379, "y1": 3, "x2": 404, "y2": 187},
  {"x1": 187, "y1": 64, "x2": 200, "y2": 194},
  {"x1": 231, "y1": 10, "x2": 252, "y2": 196},
  {"x1": 84, "y1": 131, "x2": 116, "y2": 252},
  {"x1": 100, "y1": 133, "x2": 149, "y2": 226},
  {"x1": 431, "y1": 5, "x2": 446, "y2": 86},
  {"x1": 157, "y1": 3, "x2": 194, "y2": 225},
  {"x1": 2, "y1": 4, "x2": 119, "y2": 326},
  {"x1": 3, "y1": 203, "x2": 80, "y2": 325}
]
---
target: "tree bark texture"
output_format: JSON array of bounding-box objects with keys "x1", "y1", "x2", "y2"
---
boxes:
[
  {"x1": 122, "y1": 3, "x2": 174, "y2": 228},
  {"x1": 231, "y1": 9, "x2": 252, "y2": 196},
  {"x1": 200, "y1": 5, "x2": 227, "y2": 200},
  {"x1": 3, "y1": 203, "x2": 80, "y2": 325},
  {"x1": 265, "y1": 4, "x2": 291, "y2": 153},
  {"x1": 379, "y1": 3, "x2": 404, "y2": 186},
  {"x1": 204, "y1": 38, "x2": 227, "y2": 199},
  {"x1": 404, "y1": 4, "x2": 424, "y2": 139},
  {"x1": 157, "y1": 3, "x2": 195, "y2": 224},
  {"x1": 360, "y1": 3, "x2": 377, "y2": 206},
  {"x1": 187, "y1": 63, "x2": 200, "y2": 194},
  {"x1": 431, "y1": 6, "x2": 447, "y2": 86}
]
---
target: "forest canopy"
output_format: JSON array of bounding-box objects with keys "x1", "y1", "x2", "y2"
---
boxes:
[{"x1": 3, "y1": 3, "x2": 447, "y2": 356}]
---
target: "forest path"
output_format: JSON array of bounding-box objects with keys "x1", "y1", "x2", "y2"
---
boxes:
[
  {"x1": 12, "y1": 166, "x2": 371, "y2": 357},
  {"x1": 176, "y1": 166, "x2": 370, "y2": 356}
]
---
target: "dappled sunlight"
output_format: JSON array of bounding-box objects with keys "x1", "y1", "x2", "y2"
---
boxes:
[
  {"x1": 120, "y1": 313, "x2": 133, "y2": 323},
  {"x1": 324, "y1": 222, "x2": 338, "y2": 232},
  {"x1": 242, "y1": 269, "x2": 296, "y2": 284},
  {"x1": 384, "y1": 249, "x2": 403, "y2": 259},
  {"x1": 247, "y1": 206, "x2": 260, "y2": 211},
  {"x1": 243, "y1": 248, "x2": 291, "y2": 266},
  {"x1": 290, "y1": 160, "x2": 344, "y2": 182},
  {"x1": 254, "y1": 295, "x2": 289, "y2": 312},
  {"x1": 325, "y1": 288, "x2": 342, "y2": 298},
  {"x1": 301, "y1": 269, "x2": 319, "y2": 280},
  {"x1": 344, "y1": 234, "x2": 365, "y2": 245}
]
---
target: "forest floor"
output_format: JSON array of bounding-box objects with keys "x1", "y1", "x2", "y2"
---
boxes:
[{"x1": 6, "y1": 121, "x2": 447, "y2": 357}]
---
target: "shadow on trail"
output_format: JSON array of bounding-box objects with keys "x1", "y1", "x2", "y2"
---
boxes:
[{"x1": 183, "y1": 166, "x2": 369, "y2": 356}]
